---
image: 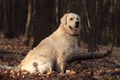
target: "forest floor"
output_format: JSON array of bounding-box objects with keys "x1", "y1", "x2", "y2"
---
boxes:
[{"x1": 0, "y1": 34, "x2": 120, "y2": 80}]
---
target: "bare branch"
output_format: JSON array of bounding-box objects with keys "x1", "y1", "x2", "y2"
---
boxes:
[{"x1": 67, "y1": 51, "x2": 111, "y2": 63}]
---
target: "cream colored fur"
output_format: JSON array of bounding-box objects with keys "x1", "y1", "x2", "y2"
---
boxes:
[{"x1": 19, "y1": 13, "x2": 81, "y2": 74}]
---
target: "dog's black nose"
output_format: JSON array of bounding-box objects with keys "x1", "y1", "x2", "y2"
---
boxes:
[
  {"x1": 75, "y1": 21, "x2": 79, "y2": 28},
  {"x1": 76, "y1": 22, "x2": 79, "y2": 25}
]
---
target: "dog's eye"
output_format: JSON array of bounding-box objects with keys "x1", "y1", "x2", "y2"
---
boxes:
[
  {"x1": 70, "y1": 18, "x2": 73, "y2": 20},
  {"x1": 76, "y1": 18, "x2": 79, "y2": 20}
]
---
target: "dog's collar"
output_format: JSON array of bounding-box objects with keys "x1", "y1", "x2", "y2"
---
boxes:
[{"x1": 61, "y1": 25, "x2": 67, "y2": 34}]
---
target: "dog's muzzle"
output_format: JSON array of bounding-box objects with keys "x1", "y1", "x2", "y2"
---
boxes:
[{"x1": 69, "y1": 21, "x2": 79, "y2": 31}]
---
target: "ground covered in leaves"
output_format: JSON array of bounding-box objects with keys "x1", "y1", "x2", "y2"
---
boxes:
[{"x1": 0, "y1": 34, "x2": 120, "y2": 80}]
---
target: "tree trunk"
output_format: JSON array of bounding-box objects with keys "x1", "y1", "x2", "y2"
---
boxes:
[
  {"x1": 0, "y1": 0, "x2": 2, "y2": 31},
  {"x1": 25, "y1": 0, "x2": 32, "y2": 37},
  {"x1": 86, "y1": 0, "x2": 98, "y2": 52},
  {"x1": 15, "y1": 0, "x2": 28, "y2": 36},
  {"x1": 3, "y1": 0, "x2": 13, "y2": 38},
  {"x1": 24, "y1": 0, "x2": 34, "y2": 46},
  {"x1": 32, "y1": 0, "x2": 55, "y2": 48}
]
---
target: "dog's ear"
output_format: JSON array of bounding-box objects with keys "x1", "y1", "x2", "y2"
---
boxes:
[{"x1": 61, "y1": 13, "x2": 68, "y2": 25}]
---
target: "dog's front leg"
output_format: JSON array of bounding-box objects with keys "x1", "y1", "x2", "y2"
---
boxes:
[{"x1": 57, "y1": 57, "x2": 66, "y2": 74}]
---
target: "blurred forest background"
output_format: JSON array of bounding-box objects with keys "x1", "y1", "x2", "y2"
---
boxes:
[
  {"x1": 0, "y1": 0, "x2": 120, "y2": 79},
  {"x1": 0, "y1": 0, "x2": 120, "y2": 51}
]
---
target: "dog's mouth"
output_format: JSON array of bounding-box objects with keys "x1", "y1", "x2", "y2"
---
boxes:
[{"x1": 69, "y1": 26, "x2": 79, "y2": 31}]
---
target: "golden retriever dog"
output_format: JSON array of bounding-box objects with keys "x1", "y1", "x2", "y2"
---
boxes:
[{"x1": 19, "y1": 13, "x2": 81, "y2": 74}]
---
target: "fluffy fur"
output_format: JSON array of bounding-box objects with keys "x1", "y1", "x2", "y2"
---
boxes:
[{"x1": 19, "y1": 13, "x2": 81, "y2": 74}]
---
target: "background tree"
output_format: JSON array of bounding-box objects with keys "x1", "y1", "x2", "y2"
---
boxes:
[
  {"x1": 32, "y1": 0, "x2": 55, "y2": 47},
  {"x1": 0, "y1": 0, "x2": 2, "y2": 31}
]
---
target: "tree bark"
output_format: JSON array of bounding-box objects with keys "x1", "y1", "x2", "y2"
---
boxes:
[
  {"x1": 24, "y1": 0, "x2": 34, "y2": 46},
  {"x1": 67, "y1": 51, "x2": 111, "y2": 63},
  {"x1": 32, "y1": 0, "x2": 55, "y2": 48},
  {"x1": 0, "y1": 0, "x2": 2, "y2": 31},
  {"x1": 25, "y1": 0, "x2": 32, "y2": 37},
  {"x1": 86, "y1": 0, "x2": 98, "y2": 52}
]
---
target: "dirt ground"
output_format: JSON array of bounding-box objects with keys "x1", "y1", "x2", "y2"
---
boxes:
[{"x1": 0, "y1": 34, "x2": 120, "y2": 80}]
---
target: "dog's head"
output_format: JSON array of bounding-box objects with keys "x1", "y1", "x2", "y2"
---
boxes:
[{"x1": 61, "y1": 13, "x2": 81, "y2": 36}]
